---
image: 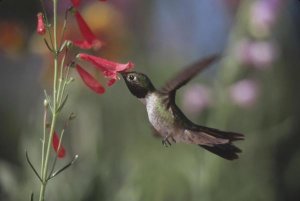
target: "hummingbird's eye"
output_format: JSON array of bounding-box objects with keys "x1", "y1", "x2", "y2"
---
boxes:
[{"x1": 128, "y1": 74, "x2": 135, "y2": 81}]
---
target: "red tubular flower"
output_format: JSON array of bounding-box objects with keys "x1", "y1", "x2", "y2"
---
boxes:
[
  {"x1": 36, "y1": 12, "x2": 46, "y2": 35},
  {"x1": 76, "y1": 54, "x2": 134, "y2": 93},
  {"x1": 77, "y1": 53, "x2": 134, "y2": 87},
  {"x1": 78, "y1": 53, "x2": 134, "y2": 73},
  {"x1": 73, "y1": 11, "x2": 103, "y2": 50},
  {"x1": 71, "y1": 0, "x2": 81, "y2": 7},
  {"x1": 76, "y1": 65, "x2": 106, "y2": 94},
  {"x1": 52, "y1": 131, "x2": 66, "y2": 158}
]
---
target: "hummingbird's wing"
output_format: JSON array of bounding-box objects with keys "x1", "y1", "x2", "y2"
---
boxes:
[
  {"x1": 160, "y1": 55, "x2": 219, "y2": 107},
  {"x1": 160, "y1": 55, "x2": 219, "y2": 94}
]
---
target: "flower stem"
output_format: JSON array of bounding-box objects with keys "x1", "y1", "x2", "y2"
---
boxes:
[
  {"x1": 38, "y1": 0, "x2": 59, "y2": 200},
  {"x1": 56, "y1": 48, "x2": 67, "y2": 104},
  {"x1": 40, "y1": 104, "x2": 47, "y2": 176}
]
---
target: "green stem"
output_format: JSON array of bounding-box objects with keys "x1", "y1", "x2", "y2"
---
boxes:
[
  {"x1": 57, "y1": 48, "x2": 67, "y2": 104},
  {"x1": 59, "y1": 9, "x2": 69, "y2": 50},
  {"x1": 39, "y1": 184, "x2": 45, "y2": 201},
  {"x1": 58, "y1": 65, "x2": 70, "y2": 104},
  {"x1": 48, "y1": 129, "x2": 65, "y2": 179},
  {"x1": 38, "y1": 0, "x2": 59, "y2": 200},
  {"x1": 40, "y1": 105, "x2": 47, "y2": 176}
]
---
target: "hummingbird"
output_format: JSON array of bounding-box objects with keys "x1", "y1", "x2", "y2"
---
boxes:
[{"x1": 121, "y1": 55, "x2": 244, "y2": 160}]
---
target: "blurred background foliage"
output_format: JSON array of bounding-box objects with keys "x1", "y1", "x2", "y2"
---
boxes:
[{"x1": 0, "y1": 0, "x2": 300, "y2": 201}]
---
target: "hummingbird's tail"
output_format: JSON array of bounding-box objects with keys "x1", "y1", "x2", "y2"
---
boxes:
[
  {"x1": 196, "y1": 127, "x2": 244, "y2": 160},
  {"x1": 199, "y1": 143, "x2": 242, "y2": 160}
]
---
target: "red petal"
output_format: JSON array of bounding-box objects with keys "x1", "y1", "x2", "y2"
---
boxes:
[
  {"x1": 73, "y1": 11, "x2": 103, "y2": 50},
  {"x1": 103, "y1": 71, "x2": 117, "y2": 79},
  {"x1": 76, "y1": 65, "x2": 105, "y2": 94},
  {"x1": 37, "y1": 13, "x2": 46, "y2": 35},
  {"x1": 73, "y1": 40, "x2": 94, "y2": 49},
  {"x1": 107, "y1": 78, "x2": 116, "y2": 86},
  {"x1": 78, "y1": 53, "x2": 134, "y2": 73},
  {"x1": 74, "y1": 11, "x2": 98, "y2": 44},
  {"x1": 78, "y1": 54, "x2": 115, "y2": 71},
  {"x1": 52, "y1": 132, "x2": 66, "y2": 158},
  {"x1": 116, "y1": 61, "x2": 134, "y2": 72},
  {"x1": 71, "y1": 0, "x2": 81, "y2": 7},
  {"x1": 91, "y1": 39, "x2": 104, "y2": 50},
  {"x1": 72, "y1": 39, "x2": 103, "y2": 50}
]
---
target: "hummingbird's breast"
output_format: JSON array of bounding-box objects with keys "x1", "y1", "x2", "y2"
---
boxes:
[{"x1": 145, "y1": 93, "x2": 181, "y2": 137}]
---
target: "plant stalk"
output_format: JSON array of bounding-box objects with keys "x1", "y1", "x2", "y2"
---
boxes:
[{"x1": 38, "y1": 0, "x2": 59, "y2": 200}]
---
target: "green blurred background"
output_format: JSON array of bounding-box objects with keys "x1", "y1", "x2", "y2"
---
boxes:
[{"x1": 0, "y1": 0, "x2": 300, "y2": 201}]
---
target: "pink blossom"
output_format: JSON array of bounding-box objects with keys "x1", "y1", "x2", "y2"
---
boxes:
[
  {"x1": 229, "y1": 79, "x2": 259, "y2": 108},
  {"x1": 235, "y1": 39, "x2": 277, "y2": 69},
  {"x1": 248, "y1": 41, "x2": 277, "y2": 69},
  {"x1": 249, "y1": 0, "x2": 281, "y2": 37},
  {"x1": 182, "y1": 84, "x2": 211, "y2": 115}
]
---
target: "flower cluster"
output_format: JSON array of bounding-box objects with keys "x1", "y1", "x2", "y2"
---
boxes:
[
  {"x1": 36, "y1": 0, "x2": 134, "y2": 158},
  {"x1": 70, "y1": 0, "x2": 133, "y2": 95},
  {"x1": 234, "y1": 0, "x2": 282, "y2": 69},
  {"x1": 228, "y1": 0, "x2": 283, "y2": 108},
  {"x1": 71, "y1": 1, "x2": 104, "y2": 50},
  {"x1": 76, "y1": 54, "x2": 134, "y2": 94}
]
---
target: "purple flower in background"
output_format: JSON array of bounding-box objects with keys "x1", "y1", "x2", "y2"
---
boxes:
[
  {"x1": 229, "y1": 79, "x2": 259, "y2": 108},
  {"x1": 248, "y1": 41, "x2": 277, "y2": 68},
  {"x1": 235, "y1": 39, "x2": 277, "y2": 69},
  {"x1": 235, "y1": 39, "x2": 253, "y2": 64},
  {"x1": 249, "y1": 0, "x2": 281, "y2": 37},
  {"x1": 182, "y1": 84, "x2": 212, "y2": 115}
]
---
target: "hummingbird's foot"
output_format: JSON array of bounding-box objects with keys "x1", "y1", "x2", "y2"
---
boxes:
[
  {"x1": 162, "y1": 135, "x2": 176, "y2": 147},
  {"x1": 162, "y1": 138, "x2": 171, "y2": 147}
]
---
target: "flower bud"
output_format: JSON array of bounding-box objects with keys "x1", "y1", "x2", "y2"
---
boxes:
[
  {"x1": 43, "y1": 99, "x2": 48, "y2": 107},
  {"x1": 69, "y1": 77, "x2": 75, "y2": 82},
  {"x1": 66, "y1": 40, "x2": 73, "y2": 49},
  {"x1": 69, "y1": 112, "x2": 76, "y2": 120},
  {"x1": 37, "y1": 12, "x2": 46, "y2": 35}
]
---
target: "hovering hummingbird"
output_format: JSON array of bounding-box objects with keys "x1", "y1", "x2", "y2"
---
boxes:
[{"x1": 121, "y1": 55, "x2": 244, "y2": 160}]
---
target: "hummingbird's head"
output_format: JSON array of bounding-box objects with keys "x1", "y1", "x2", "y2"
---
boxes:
[{"x1": 121, "y1": 71, "x2": 155, "y2": 98}]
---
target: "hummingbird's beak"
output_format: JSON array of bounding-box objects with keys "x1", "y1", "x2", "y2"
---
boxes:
[{"x1": 119, "y1": 71, "x2": 128, "y2": 80}]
